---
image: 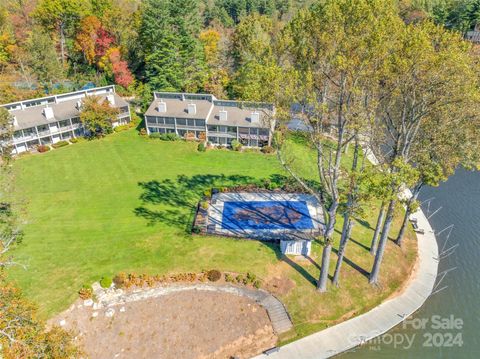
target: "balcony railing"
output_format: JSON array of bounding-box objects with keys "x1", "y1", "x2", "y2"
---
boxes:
[{"x1": 207, "y1": 131, "x2": 237, "y2": 137}]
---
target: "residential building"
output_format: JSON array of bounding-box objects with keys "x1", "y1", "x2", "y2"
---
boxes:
[
  {"x1": 1, "y1": 85, "x2": 131, "y2": 154},
  {"x1": 144, "y1": 92, "x2": 274, "y2": 147},
  {"x1": 465, "y1": 24, "x2": 480, "y2": 43}
]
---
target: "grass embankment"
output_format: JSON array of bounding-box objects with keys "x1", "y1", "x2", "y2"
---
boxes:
[{"x1": 9, "y1": 130, "x2": 417, "y2": 344}]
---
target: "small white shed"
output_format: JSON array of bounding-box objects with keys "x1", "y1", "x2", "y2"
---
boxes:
[{"x1": 280, "y1": 239, "x2": 312, "y2": 256}]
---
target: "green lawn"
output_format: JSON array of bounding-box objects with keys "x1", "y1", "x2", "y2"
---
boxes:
[{"x1": 9, "y1": 129, "x2": 417, "y2": 343}]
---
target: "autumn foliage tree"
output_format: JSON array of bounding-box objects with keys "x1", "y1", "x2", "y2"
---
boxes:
[
  {"x1": 75, "y1": 15, "x2": 132, "y2": 88},
  {"x1": 100, "y1": 47, "x2": 134, "y2": 88},
  {"x1": 79, "y1": 95, "x2": 120, "y2": 137}
]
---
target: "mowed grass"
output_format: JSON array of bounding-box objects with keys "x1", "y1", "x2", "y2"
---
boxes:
[{"x1": 9, "y1": 129, "x2": 417, "y2": 343}]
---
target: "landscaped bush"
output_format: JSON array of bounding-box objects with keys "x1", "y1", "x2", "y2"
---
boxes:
[
  {"x1": 184, "y1": 132, "x2": 196, "y2": 141},
  {"x1": 224, "y1": 273, "x2": 234, "y2": 283},
  {"x1": 200, "y1": 201, "x2": 209, "y2": 210},
  {"x1": 113, "y1": 272, "x2": 128, "y2": 288},
  {"x1": 246, "y1": 272, "x2": 257, "y2": 284},
  {"x1": 149, "y1": 132, "x2": 161, "y2": 139},
  {"x1": 100, "y1": 276, "x2": 113, "y2": 288},
  {"x1": 207, "y1": 269, "x2": 221, "y2": 282},
  {"x1": 69, "y1": 137, "x2": 79, "y2": 143},
  {"x1": 253, "y1": 280, "x2": 261, "y2": 289},
  {"x1": 261, "y1": 145, "x2": 275, "y2": 154},
  {"x1": 139, "y1": 128, "x2": 147, "y2": 136},
  {"x1": 78, "y1": 284, "x2": 93, "y2": 299},
  {"x1": 159, "y1": 133, "x2": 179, "y2": 141},
  {"x1": 197, "y1": 143, "x2": 206, "y2": 152},
  {"x1": 203, "y1": 189, "x2": 212, "y2": 197},
  {"x1": 114, "y1": 124, "x2": 130, "y2": 132},
  {"x1": 37, "y1": 145, "x2": 50, "y2": 153},
  {"x1": 231, "y1": 139, "x2": 242, "y2": 151},
  {"x1": 52, "y1": 140, "x2": 69, "y2": 149},
  {"x1": 191, "y1": 225, "x2": 201, "y2": 234}
]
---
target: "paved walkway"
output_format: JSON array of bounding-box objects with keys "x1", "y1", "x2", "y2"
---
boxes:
[
  {"x1": 254, "y1": 148, "x2": 439, "y2": 358},
  {"x1": 93, "y1": 283, "x2": 293, "y2": 335}
]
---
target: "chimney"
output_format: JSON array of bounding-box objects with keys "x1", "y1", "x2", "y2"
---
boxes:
[
  {"x1": 76, "y1": 100, "x2": 82, "y2": 110},
  {"x1": 251, "y1": 111, "x2": 260, "y2": 123},
  {"x1": 158, "y1": 101, "x2": 167, "y2": 113},
  {"x1": 43, "y1": 106, "x2": 54, "y2": 120},
  {"x1": 187, "y1": 103, "x2": 197, "y2": 115},
  {"x1": 219, "y1": 110, "x2": 228, "y2": 121},
  {"x1": 106, "y1": 94, "x2": 115, "y2": 105},
  {"x1": 13, "y1": 115, "x2": 18, "y2": 128}
]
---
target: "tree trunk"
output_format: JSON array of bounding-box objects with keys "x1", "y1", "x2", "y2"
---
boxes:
[
  {"x1": 332, "y1": 136, "x2": 360, "y2": 286},
  {"x1": 332, "y1": 218, "x2": 353, "y2": 286},
  {"x1": 317, "y1": 239, "x2": 332, "y2": 292},
  {"x1": 369, "y1": 199, "x2": 395, "y2": 284},
  {"x1": 370, "y1": 202, "x2": 386, "y2": 255},
  {"x1": 60, "y1": 22, "x2": 65, "y2": 67},
  {"x1": 395, "y1": 184, "x2": 422, "y2": 247}
]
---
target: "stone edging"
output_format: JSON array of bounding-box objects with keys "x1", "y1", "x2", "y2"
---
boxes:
[
  {"x1": 253, "y1": 147, "x2": 439, "y2": 358},
  {"x1": 91, "y1": 283, "x2": 293, "y2": 334}
]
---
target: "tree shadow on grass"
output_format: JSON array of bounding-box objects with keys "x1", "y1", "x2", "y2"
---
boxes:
[
  {"x1": 260, "y1": 241, "x2": 319, "y2": 287},
  {"x1": 134, "y1": 173, "x2": 322, "y2": 287},
  {"x1": 331, "y1": 246, "x2": 370, "y2": 279},
  {"x1": 134, "y1": 174, "x2": 268, "y2": 231}
]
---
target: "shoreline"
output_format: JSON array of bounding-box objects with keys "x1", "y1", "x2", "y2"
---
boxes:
[{"x1": 254, "y1": 148, "x2": 439, "y2": 359}]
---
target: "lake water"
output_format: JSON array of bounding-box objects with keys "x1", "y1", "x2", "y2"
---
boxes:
[{"x1": 345, "y1": 168, "x2": 479, "y2": 358}]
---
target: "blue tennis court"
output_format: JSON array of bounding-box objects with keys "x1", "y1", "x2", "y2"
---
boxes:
[{"x1": 221, "y1": 201, "x2": 314, "y2": 231}]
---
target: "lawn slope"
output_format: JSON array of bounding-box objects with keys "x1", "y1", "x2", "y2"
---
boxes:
[{"x1": 10, "y1": 130, "x2": 416, "y2": 343}]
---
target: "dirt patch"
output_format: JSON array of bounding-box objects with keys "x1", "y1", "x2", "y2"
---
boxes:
[
  {"x1": 264, "y1": 276, "x2": 296, "y2": 296},
  {"x1": 53, "y1": 291, "x2": 277, "y2": 359}
]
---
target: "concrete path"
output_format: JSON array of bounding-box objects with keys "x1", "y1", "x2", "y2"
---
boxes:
[
  {"x1": 254, "y1": 148, "x2": 439, "y2": 358},
  {"x1": 93, "y1": 283, "x2": 293, "y2": 335}
]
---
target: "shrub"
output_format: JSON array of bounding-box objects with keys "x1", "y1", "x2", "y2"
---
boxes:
[
  {"x1": 184, "y1": 132, "x2": 196, "y2": 141},
  {"x1": 231, "y1": 139, "x2": 242, "y2": 151},
  {"x1": 52, "y1": 140, "x2": 69, "y2": 149},
  {"x1": 130, "y1": 111, "x2": 142, "y2": 125},
  {"x1": 203, "y1": 188, "x2": 212, "y2": 197},
  {"x1": 113, "y1": 272, "x2": 128, "y2": 288},
  {"x1": 78, "y1": 284, "x2": 93, "y2": 299},
  {"x1": 191, "y1": 225, "x2": 201, "y2": 234},
  {"x1": 149, "y1": 132, "x2": 161, "y2": 139},
  {"x1": 246, "y1": 272, "x2": 257, "y2": 284},
  {"x1": 235, "y1": 274, "x2": 245, "y2": 284},
  {"x1": 166, "y1": 133, "x2": 179, "y2": 141},
  {"x1": 253, "y1": 280, "x2": 261, "y2": 289},
  {"x1": 224, "y1": 273, "x2": 234, "y2": 283},
  {"x1": 159, "y1": 132, "x2": 179, "y2": 141},
  {"x1": 114, "y1": 124, "x2": 129, "y2": 132},
  {"x1": 200, "y1": 200, "x2": 209, "y2": 210},
  {"x1": 197, "y1": 143, "x2": 206, "y2": 152},
  {"x1": 37, "y1": 145, "x2": 50, "y2": 153},
  {"x1": 70, "y1": 137, "x2": 79, "y2": 143},
  {"x1": 207, "y1": 269, "x2": 222, "y2": 282},
  {"x1": 261, "y1": 145, "x2": 275, "y2": 154},
  {"x1": 139, "y1": 128, "x2": 147, "y2": 136},
  {"x1": 100, "y1": 276, "x2": 113, "y2": 288}
]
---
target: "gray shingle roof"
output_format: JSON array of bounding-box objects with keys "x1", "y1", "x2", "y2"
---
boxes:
[
  {"x1": 8, "y1": 93, "x2": 128, "y2": 131},
  {"x1": 145, "y1": 95, "x2": 274, "y2": 129},
  {"x1": 145, "y1": 98, "x2": 213, "y2": 119}
]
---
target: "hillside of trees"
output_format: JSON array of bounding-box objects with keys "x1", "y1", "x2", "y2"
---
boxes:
[{"x1": 1, "y1": 0, "x2": 479, "y2": 105}]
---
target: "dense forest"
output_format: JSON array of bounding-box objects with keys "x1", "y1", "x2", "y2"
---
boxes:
[{"x1": 0, "y1": 0, "x2": 480, "y2": 105}]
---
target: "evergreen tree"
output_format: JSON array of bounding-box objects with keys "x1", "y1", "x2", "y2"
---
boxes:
[{"x1": 140, "y1": 0, "x2": 206, "y2": 91}]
